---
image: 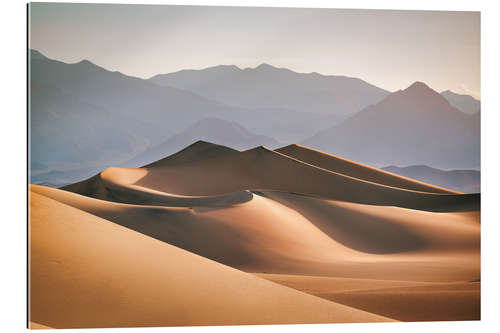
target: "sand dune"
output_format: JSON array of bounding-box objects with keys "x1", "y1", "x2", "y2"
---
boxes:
[
  {"x1": 65, "y1": 144, "x2": 479, "y2": 212},
  {"x1": 257, "y1": 274, "x2": 480, "y2": 322},
  {"x1": 31, "y1": 184, "x2": 479, "y2": 282},
  {"x1": 254, "y1": 274, "x2": 438, "y2": 294},
  {"x1": 31, "y1": 184, "x2": 368, "y2": 274},
  {"x1": 145, "y1": 140, "x2": 239, "y2": 167},
  {"x1": 276, "y1": 144, "x2": 456, "y2": 194},
  {"x1": 263, "y1": 191, "x2": 480, "y2": 255},
  {"x1": 135, "y1": 147, "x2": 479, "y2": 211},
  {"x1": 62, "y1": 166, "x2": 252, "y2": 207},
  {"x1": 31, "y1": 141, "x2": 480, "y2": 325},
  {"x1": 323, "y1": 281, "x2": 480, "y2": 322},
  {"x1": 29, "y1": 191, "x2": 391, "y2": 328}
]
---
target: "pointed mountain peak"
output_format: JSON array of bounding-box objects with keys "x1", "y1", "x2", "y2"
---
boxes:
[
  {"x1": 396, "y1": 81, "x2": 447, "y2": 104},
  {"x1": 369, "y1": 80, "x2": 458, "y2": 114},
  {"x1": 72, "y1": 58, "x2": 111, "y2": 73},
  {"x1": 214, "y1": 64, "x2": 240, "y2": 71},
  {"x1": 405, "y1": 81, "x2": 433, "y2": 93},
  {"x1": 197, "y1": 64, "x2": 241, "y2": 74},
  {"x1": 254, "y1": 63, "x2": 277, "y2": 70},
  {"x1": 77, "y1": 59, "x2": 93, "y2": 66}
]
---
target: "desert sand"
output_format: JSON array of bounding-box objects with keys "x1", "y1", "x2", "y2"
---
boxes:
[
  {"x1": 29, "y1": 191, "x2": 391, "y2": 328},
  {"x1": 29, "y1": 141, "x2": 480, "y2": 328}
]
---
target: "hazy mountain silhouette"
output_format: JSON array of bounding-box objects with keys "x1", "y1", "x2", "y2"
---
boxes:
[
  {"x1": 30, "y1": 50, "x2": 479, "y2": 184},
  {"x1": 30, "y1": 83, "x2": 151, "y2": 167},
  {"x1": 30, "y1": 50, "x2": 349, "y2": 176},
  {"x1": 150, "y1": 63, "x2": 389, "y2": 117},
  {"x1": 441, "y1": 90, "x2": 480, "y2": 115},
  {"x1": 122, "y1": 118, "x2": 280, "y2": 167},
  {"x1": 382, "y1": 165, "x2": 480, "y2": 193},
  {"x1": 302, "y1": 82, "x2": 480, "y2": 169},
  {"x1": 150, "y1": 64, "x2": 241, "y2": 90},
  {"x1": 29, "y1": 49, "x2": 252, "y2": 169}
]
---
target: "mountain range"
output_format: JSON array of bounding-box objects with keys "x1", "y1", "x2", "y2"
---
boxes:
[
  {"x1": 30, "y1": 49, "x2": 480, "y2": 186},
  {"x1": 381, "y1": 165, "x2": 480, "y2": 193},
  {"x1": 121, "y1": 118, "x2": 280, "y2": 168},
  {"x1": 30, "y1": 50, "x2": 380, "y2": 173},
  {"x1": 150, "y1": 63, "x2": 389, "y2": 117},
  {"x1": 30, "y1": 49, "x2": 240, "y2": 169},
  {"x1": 302, "y1": 82, "x2": 480, "y2": 169},
  {"x1": 150, "y1": 64, "x2": 480, "y2": 116},
  {"x1": 441, "y1": 90, "x2": 480, "y2": 115}
]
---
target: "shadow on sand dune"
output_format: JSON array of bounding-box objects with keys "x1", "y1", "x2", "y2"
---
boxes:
[{"x1": 261, "y1": 191, "x2": 428, "y2": 254}]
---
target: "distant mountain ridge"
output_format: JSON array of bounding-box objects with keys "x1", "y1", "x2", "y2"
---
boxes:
[
  {"x1": 382, "y1": 165, "x2": 480, "y2": 193},
  {"x1": 29, "y1": 49, "x2": 240, "y2": 168},
  {"x1": 149, "y1": 63, "x2": 390, "y2": 117},
  {"x1": 122, "y1": 118, "x2": 280, "y2": 168},
  {"x1": 30, "y1": 49, "x2": 480, "y2": 186},
  {"x1": 302, "y1": 82, "x2": 480, "y2": 169},
  {"x1": 441, "y1": 90, "x2": 480, "y2": 115},
  {"x1": 29, "y1": 50, "x2": 369, "y2": 176}
]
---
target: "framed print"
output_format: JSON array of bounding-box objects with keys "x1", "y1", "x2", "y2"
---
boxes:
[{"x1": 28, "y1": 2, "x2": 480, "y2": 329}]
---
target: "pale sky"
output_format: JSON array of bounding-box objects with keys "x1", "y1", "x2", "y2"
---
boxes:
[{"x1": 29, "y1": 3, "x2": 480, "y2": 99}]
